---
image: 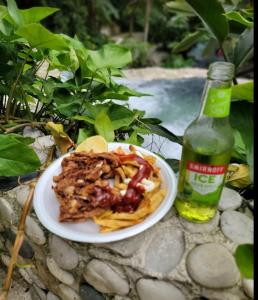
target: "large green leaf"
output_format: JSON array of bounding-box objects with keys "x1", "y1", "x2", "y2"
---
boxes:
[
  {"x1": 20, "y1": 7, "x2": 59, "y2": 24},
  {"x1": 230, "y1": 101, "x2": 253, "y2": 181},
  {"x1": 233, "y1": 28, "x2": 253, "y2": 69},
  {"x1": 145, "y1": 124, "x2": 183, "y2": 145},
  {"x1": 231, "y1": 81, "x2": 253, "y2": 102},
  {"x1": 108, "y1": 104, "x2": 135, "y2": 130},
  {"x1": 235, "y1": 244, "x2": 253, "y2": 279},
  {"x1": 0, "y1": 6, "x2": 8, "y2": 20},
  {"x1": 0, "y1": 134, "x2": 40, "y2": 176},
  {"x1": 87, "y1": 44, "x2": 132, "y2": 70},
  {"x1": 172, "y1": 30, "x2": 206, "y2": 53},
  {"x1": 185, "y1": 0, "x2": 229, "y2": 44},
  {"x1": 15, "y1": 23, "x2": 68, "y2": 50},
  {"x1": 224, "y1": 11, "x2": 253, "y2": 29},
  {"x1": 94, "y1": 111, "x2": 114, "y2": 142},
  {"x1": 166, "y1": 1, "x2": 195, "y2": 16},
  {"x1": 7, "y1": 0, "x2": 22, "y2": 26}
]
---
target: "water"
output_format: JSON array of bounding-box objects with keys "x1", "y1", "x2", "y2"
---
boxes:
[{"x1": 116, "y1": 77, "x2": 205, "y2": 160}]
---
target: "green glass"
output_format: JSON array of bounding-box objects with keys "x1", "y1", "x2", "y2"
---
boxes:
[{"x1": 175, "y1": 62, "x2": 235, "y2": 223}]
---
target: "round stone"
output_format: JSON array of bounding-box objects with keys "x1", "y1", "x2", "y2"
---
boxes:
[
  {"x1": 23, "y1": 126, "x2": 44, "y2": 138},
  {"x1": 49, "y1": 235, "x2": 79, "y2": 270},
  {"x1": 186, "y1": 243, "x2": 240, "y2": 288},
  {"x1": 218, "y1": 187, "x2": 242, "y2": 211},
  {"x1": 83, "y1": 259, "x2": 129, "y2": 295},
  {"x1": 47, "y1": 292, "x2": 60, "y2": 300},
  {"x1": 0, "y1": 197, "x2": 16, "y2": 224},
  {"x1": 46, "y1": 256, "x2": 74, "y2": 285},
  {"x1": 79, "y1": 283, "x2": 104, "y2": 300},
  {"x1": 58, "y1": 284, "x2": 80, "y2": 300},
  {"x1": 136, "y1": 278, "x2": 186, "y2": 300},
  {"x1": 32, "y1": 135, "x2": 55, "y2": 164},
  {"x1": 243, "y1": 279, "x2": 253, "y2": 299},
  {"x1": 25, "y1": 216, "x2": 46, "y2": 245},
  {"x1": 15, "y1": 184, "x2": 30, "y2": 207},
  {"x1": 180, "y1": 212, "x2": 220, "y2": 233},
  {"x1": 221, "y1": 211, "x2": 253, "y2": 244},
  {"x1": 144, "y1": 226, "x2": 185, "y2": 274}
]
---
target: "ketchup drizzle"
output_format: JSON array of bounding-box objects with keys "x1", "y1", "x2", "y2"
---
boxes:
[{"x1": 113, "y1": 153, "x2": 153, "y2": 212}]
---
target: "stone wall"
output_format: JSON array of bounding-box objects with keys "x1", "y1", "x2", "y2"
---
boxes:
[{"x1": 0, "y1": 158, "x2": 254, "y2": 300}]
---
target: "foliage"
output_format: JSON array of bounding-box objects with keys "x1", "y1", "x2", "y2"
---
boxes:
[
  {"x1": 235, "y1": 244, "x2": 253, "y2": 279},
  {"x1": 166, "y1": 0, "x2": 253, "y2": 181},
  {"x1": 0, "y1": 0, "x2": 184, "y2": 176}
]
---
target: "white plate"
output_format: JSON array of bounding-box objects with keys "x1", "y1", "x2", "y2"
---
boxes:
[{"x1": 33, "y1": 143, "x2": 177, "y2": 243}]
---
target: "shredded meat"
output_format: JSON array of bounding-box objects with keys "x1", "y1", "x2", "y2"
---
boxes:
[{"x1": 53, "y1": 152, "x2": 122, "y2": 222}]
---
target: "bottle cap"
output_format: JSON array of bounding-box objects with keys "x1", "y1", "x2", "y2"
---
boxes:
[{"x1": 208, "y1": 62, "x2": 235, "y2": 81}]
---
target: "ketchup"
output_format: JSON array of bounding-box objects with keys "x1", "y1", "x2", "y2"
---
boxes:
[{"x1": 113, "y1": 154, "x2": 153, "y2": 212}]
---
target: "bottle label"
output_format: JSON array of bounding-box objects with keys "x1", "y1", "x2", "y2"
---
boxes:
[
  {"x1": 204, "y1": 87, "x2": 231, "y2": 118},
  {"x1": 182, "y1": 161, "x2": 227, "y2": 204}
]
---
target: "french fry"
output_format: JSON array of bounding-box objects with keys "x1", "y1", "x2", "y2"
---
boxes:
[
  {"x1": 115, "y1": 167, "x2": 126, "y2": 180},
  {"x1": 149, "y1": 189, "x2": 166, "y2": 211}
]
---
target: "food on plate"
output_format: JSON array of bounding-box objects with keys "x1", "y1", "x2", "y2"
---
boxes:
[
  {"x1": 75, "y1": 135, "x2": 108, "y2": 153},
  {"x1": 53, "y1": 142, "x2": 166, "y2": 232}
]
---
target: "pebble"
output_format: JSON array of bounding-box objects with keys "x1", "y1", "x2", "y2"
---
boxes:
[
  {"x1": 180, "y1": 212, "x2": 220, "y2": 233},
  {"x1": 79, "y1": 283, "x2": 104, "y2": 300},
  {"x1": 83, "y1": 259, "x2": 129, "y2": 295},
  {"x1": 47, "y1": 292, "x2": 60, "y2": 300},
  {"x1": 218, "y1": 187, "x2": 242, "y2": 211},
  {"x1": 30, "y1": 285, "x2": 47, "y2": 300},
  {"x1": 15, "y1": 185, "x2": 30, "y2": 207},
  {"x1": 2, "y1": 228, "x2": 34, "y2": 259},
  {"x1": 58, "y1": 284, "x2": 80, "y2": 300},
  {"x1": 49, "y1": 235, "x2": 79, "y2": 270},
  {"x1": 25, "y1": 216, "x2": 46, "y2": 245},
  {"x1": 32, "y1": 135, "x2": 55, "y2": 164},
  {"x1": 0, "y1": 197, "x2": 16, "y2": 224},
  {"x1": 136, "y1": 278, "x2": 186, "y2": 300},
  {"x1": 98, "y1": 234, "x2": 145, "y2": 257},
  {"x1": 221, "y1": 211, "x2": 253, "y2": 244},
  {"x1": 46, "y1": 256, "x2": 75, "y2": 285},
  {"x1": 144, "y1": 226, "x2": 185, "y2": 274},
  {"x1": 186, "y1": 243, "x2": 240, "y2": 288},
  {"x1": 243, "y1": 279, "x2": 254, "y2": 299},
  {"x1": 23, "y1": 126, "x2": 44, "y2": 139}
]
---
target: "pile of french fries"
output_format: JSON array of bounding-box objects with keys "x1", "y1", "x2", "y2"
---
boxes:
[{"x1": 93, "y1": 146, "x2": 166, "y2": 232}]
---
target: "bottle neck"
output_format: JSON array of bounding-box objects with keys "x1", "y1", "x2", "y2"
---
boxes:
[{"x1": 198, "y1": 79, "x2": 232, "y2": 119}]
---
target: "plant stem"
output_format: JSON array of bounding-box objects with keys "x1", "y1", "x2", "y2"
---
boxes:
[
  {"x1": 0, "y1": 182, "x2": 36, "y2": 300},
  {"x1": 5, "y1": 122, "x2": 45, "y2": 133},
  {"x1": 220, "y1": 44, "x2": 238, "y2": 85},
  {"x1": 5, "y1": 50, "x2": 32, "y2": 122},
  {"x1": 34, "y1": 68, "x2": 49, "y2": 118},
  {"x1": 79, "y1": 75, "x2": 94, "y2": 114}
]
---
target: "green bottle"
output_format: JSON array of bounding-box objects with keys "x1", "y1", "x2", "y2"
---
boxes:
[{"x1": 175, "y1": 62, "x2": 235, "y2": 223}]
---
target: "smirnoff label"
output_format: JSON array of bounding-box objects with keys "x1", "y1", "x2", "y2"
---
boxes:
[{"x1": 185, "y1": 161, "x2": 226, "y2": 195}]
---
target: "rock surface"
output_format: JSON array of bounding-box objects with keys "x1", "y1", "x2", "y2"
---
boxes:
[
  {"x1": 49, "y1": 235, "x2": 79, "y2": 270},
  {"x1": 46, "y1": 256, "x2": 74, "y2": 285},
  {"x1": 25, "y1": 216, "x2": 46, "y2": 245},
  {"x1": 144, "y1": 226, "x2": 185, "y2": 274},
  {"x1": 186, "y1": 243, "x2": 240, "y2": 288},
  {"x1": 180, "y1": 211, "x2": 220, "y2": 233},
  {"x1": 218, "y1": 187, "x2": 242, "y2": 211},
  {"x1": 243, "y1": 279, "x2": 254, "y2": 299},
  {"x1": 83, "y1": 259, "x2": 129, "y2": 295},
  {"x1": 221, "y1": 211, "x2": 253, "y2": 244},
  {"x1": 136, "y1": 278, "x2": 186, "y2": 300}
]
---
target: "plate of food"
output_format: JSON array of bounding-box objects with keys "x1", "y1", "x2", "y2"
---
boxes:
[{"x1": 33, "y1": 136, "x2": 177, "y2": 243}]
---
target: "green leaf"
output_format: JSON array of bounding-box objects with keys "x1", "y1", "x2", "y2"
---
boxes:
[
  {"x1": 73, "y1": 115, "x2": 95, "y2": 125},
  {"x1": 233, "y1": 28, "x2": 253, "y2": 69},
  {"x1": 185, "y1": 0, "x2": 229, "y2": 44},
  {"x1": 125, "y1": 130, "x2": 141, "y2": 146},
  {"x1": 166, "y1": 1, "x2": 195, "y2": 16},
  {"x1": 231, "y1": 81, "x2": 253, "y2": 102},
  {"x1": 7, "y1": 0, "x2": 22, "y2": 26},
  {"x1": 20, "y1": 7, "x2": 59, "y2": 24},
  {"x1": 231, "y1": 130, "x2": 246, "y2": 162},
  {"x1": 0, "y1": 134, "x2": 40, "y2": 176},
  {"x1": 76, "y1": 128, "x2": 92, "y2": 145},
  {"x1": 224, "y1": 11, "x2": 253, "y2": 29},
  {"x1": 108, "y1": 104, "x2": 135, "y2": 130},
  {"x1": 15, "y1": 23, "x2": 68, "y2": 50},
  {"x1": 165, "y1": 159, "x2": 180, "y2": 173},
  {"x1": 7, "y1": 133, "x2": 34, "y2": 145},
  {"x1": 87, "y1": 44, "x2": 132, "y2": 70},
  {"x1": 230, "y1": 101, "x2": 253, "y2": 181},
  {"x1": 0, "y1": 6, "x2": 8, "y2": 20},
  {"x1": 94, "y1": 111, "x2": 114, "y2": 142},
  {"x1": 172, "y1": 30, "x2": 206, "y2": 53},
  {"x1": 145, "y1": 124, "x2": 183, "y2": 145},
  {"x1": 235, "y1": 244, "x2": 253, "y2": 279}
]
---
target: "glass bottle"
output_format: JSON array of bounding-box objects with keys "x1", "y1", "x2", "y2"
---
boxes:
[{"x1": 175, "y1": 61, "x2": 235, "y2": 223}]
